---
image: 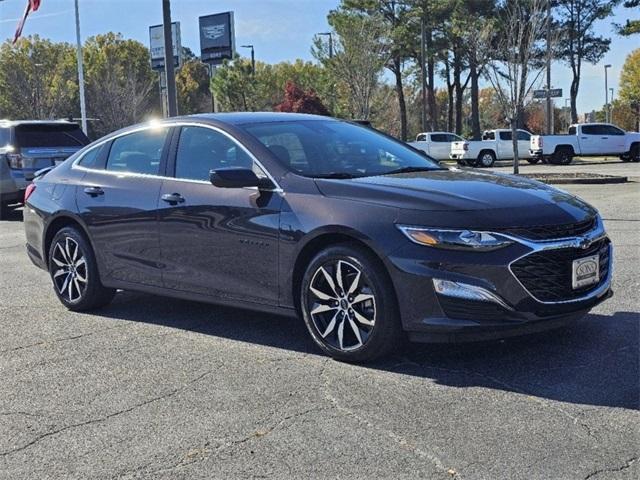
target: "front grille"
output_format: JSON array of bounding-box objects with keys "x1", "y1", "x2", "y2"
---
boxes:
[
  {"x1": 501, "y1": 217, "x2": 596, "y2": 241},
  {"x1": 511, "y1": 238, "x2": 610, "y2": 302}
]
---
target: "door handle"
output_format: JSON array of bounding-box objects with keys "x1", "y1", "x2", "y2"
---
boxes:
[
  {"x1": 581, "y1": 137, "x2": 588, "y2": 140},
  {"x1": 83, "y1": 186, "x2": 104, "y2": 197},
  {"x1": 161, "y1": 193, "x2": 185, "y2": 205},
  {"x1": 601, "y1": 137, "x2": 609, "y2": 139}
]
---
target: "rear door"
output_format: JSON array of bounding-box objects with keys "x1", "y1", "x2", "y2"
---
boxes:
[
  {"x1": 428, "y1": 133, "x2": 451, "y2": 160},
  {"x1": 76, "y1": 126, "x2": 172, "y2": 288},
  {"x1": 517, "y1": 130, "x2": 532, "y2": 158},
  {"x1": 497, "y1": 131, "x2": 513, "y2": 158},
  {"x1": 579, "y1": 124, "x2": 605, "y2": 155},
  {"x1": 157, "y1": 125, "x2": 283, "y2": 305}
]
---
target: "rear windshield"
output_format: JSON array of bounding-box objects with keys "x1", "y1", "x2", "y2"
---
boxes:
[{"x1": 15, "y1": 124, "x2": 89, "y2": 148}]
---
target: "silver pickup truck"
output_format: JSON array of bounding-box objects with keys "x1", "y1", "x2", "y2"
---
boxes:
[{"x1": 530, "y1": 123, "x2": 640, "y2": 164}]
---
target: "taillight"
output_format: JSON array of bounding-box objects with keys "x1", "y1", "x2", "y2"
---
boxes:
[
  {"x1": 24, "y1": 183, "x2": 36, "y2": 203},
  {"x1": 463, "y1": 143, "x2": 469, "y2": 151},
  {"x1": 7, "y1": 153, "x2": 23, "y2": 169}
]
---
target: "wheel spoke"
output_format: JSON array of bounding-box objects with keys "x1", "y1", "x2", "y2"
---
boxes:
[
  {"x1": 53, "y1": 268, "x2": 67, "y2": 279},
  {"x1": 67, "y1": 278, "x2": 74, "y2": 300},
  {"x1": 336, "y1": 261, "x2": 345, "y2": 292},
  {"x1": 353, "y1": 309, "x2": 374, "y2": 327},
  {"x1": 75, "y1": 270, "x2": 87, "y2": 283},
  {"x1": 319, "y1": 266, "x2": 338, "y2": 296},
  {"x1": 346, "y1": 269, "x2": 361, "y2": 295},
  {"x1": 65, "y1": 238, "x2": 74, "y2": 262},
  {"x1": 321, "y1": 311, "x2": 339, "y2": 338},
  {"x1": 348, "y1": 317, "x2": 363, "y2": 347},
  {"x1": 59, "y1": 273, "x2": 71, "y2": 294},
  {"x1": 311, "y1": 303, "x2": 337, "y2": 315},
  {"x1": 75, "y1": 257, "x2": 86, "y2": 268},
  {"x1": 310, "y1": 285, "x2": 335, "y2": 301},
  {"x1": 337, "y1": 318, "x2": 345, "y2": 350},
  {"x1": 73, "y1": 278, "x2": 82, "y2": 298},
  {"x1": 351, "y1": 293, "x2": 374, "y2": 305},
  {"x1": 55, "y1": 243, "x2": 69, "y2": 263}
]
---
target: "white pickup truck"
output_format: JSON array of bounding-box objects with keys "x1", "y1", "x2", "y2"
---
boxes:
[
  {"x1": 408, "y1": 131, "x2": 465, "y2": 161},
  {"x1": 450, "y1": 129, "x2": 533, "y2": 167},
  {"x1": 530, "y1": 123, "x2": 640, "y2": 164}
]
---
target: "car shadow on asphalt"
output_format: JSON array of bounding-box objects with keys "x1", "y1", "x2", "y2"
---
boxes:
[
  {"x1": 0, "y1": 206, "x2": 23, "y2": 222},
  {"x1": 100, "y1": 291, "x2": 639, "y2": 410}
]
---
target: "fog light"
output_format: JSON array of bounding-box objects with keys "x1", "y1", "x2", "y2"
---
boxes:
[{"x1": 433, "y1": 279, "x2": 513, "y2": 310}]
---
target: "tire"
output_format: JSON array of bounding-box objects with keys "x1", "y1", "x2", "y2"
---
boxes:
[
  {"x1": 552, "y1": 147, "x2": 573, "y2": 165},
  {"x1": 300, "y1": 244, "x2": 402, "y2": 362},
  {"x1": 527, "y1": 158, "x2": 540, "y2": 165},
  {"x1": 477, "y1": 150, "x2": 496, "y2": 168},
  {"x1": 630, "y1": 143, "x2": 640, "y2": 163},
  {"x1": 48, "y1": 226, "x2": 116, "y2": 311}
]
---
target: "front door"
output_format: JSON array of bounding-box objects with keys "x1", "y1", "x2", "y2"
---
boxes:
[
  {"x1": 157, "y1": 125, "x2": 283, "y2": 305},
  {"x1": 76, "y1": 126, "x2": 171, "y2": 287}
]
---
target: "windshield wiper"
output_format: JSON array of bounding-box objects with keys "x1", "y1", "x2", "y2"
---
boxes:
[
  {"x1": 380, "y1": 166, "x2": 440, "y2": 175},
  {"x1": 313, "y1": 172, "x2": 361, "y2": 179}
]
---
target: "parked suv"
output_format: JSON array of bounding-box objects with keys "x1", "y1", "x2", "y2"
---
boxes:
[{"x1": 0, "y1": 120, "x2": 89, "y2": 213}]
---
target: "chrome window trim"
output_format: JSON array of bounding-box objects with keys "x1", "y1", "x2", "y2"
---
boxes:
[{"x1": 71, "y1": 121, "x2": 284, "y2": 193}]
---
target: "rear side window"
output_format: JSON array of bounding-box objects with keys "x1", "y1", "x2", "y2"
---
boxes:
[
  {"x1": 416, "y1": 133, "x2": 427, "y2": 141},
  {"x1": 106, "y1": 128, "x2": 169, "y2": 175},
  {"x1": 430, "y1": 134, "x2": 448, "y2": 142},
  {"x1": 499, "y1": 131, "x2": 512, "y2": 141},
  {"x1": 15, "y1": 124, "x2": 89, "y2": 147},
  {"x1": 77, "y1": 145, "x2": 104, "y2": 169},
  {"x1": 582, "y1": 125, "x2": 604, "y2": 135},
  {"x1": 483, "y1": 131, "x2": 495, "y2": 140},
  {"x1": 569, "y1": 126, "x2": 576, "y2": 135}
]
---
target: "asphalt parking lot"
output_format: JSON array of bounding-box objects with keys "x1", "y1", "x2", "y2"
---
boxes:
[{"x1": 1, "y1": 172, "x2": 638, "y2": 479}]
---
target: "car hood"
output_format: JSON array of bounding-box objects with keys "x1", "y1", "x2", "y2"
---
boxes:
[{"x1": 314, "y1": 169, "x2": 597, "y2": 228}]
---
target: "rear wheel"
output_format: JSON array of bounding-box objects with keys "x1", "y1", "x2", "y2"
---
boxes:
[
  {"x1": 300, "y1": 244, "x2": 402, "y2": 362},
  {"x1": 552, "y1": 147, "x2": 573, "y2": 165},
  {"x1": 477, "y1": 150, "x2": 496, "y2": 168},
  {"x1": 630, "y1": 143, "x2": 640, "y2": 163},
  {"x1": 527, "y1": 158, "x2": 541, "y2": 164},
  {"x1": 48, "y1": 227, "x2": 115, "y2": 311}
]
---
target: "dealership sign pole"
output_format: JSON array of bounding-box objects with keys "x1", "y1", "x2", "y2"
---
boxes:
[
  {"x1": 74, "y1": 0, "x2": 87, "y2": 134},
  {"x1": 149, "y1": 21, "x2": 181, "y2": 117}
]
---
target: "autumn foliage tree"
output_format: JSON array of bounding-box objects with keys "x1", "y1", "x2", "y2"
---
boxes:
[{"x1": 275, "y1": 81, "x2": 330, "y2": 115}]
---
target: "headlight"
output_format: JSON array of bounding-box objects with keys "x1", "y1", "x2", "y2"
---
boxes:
[{"x1": 397, "y1": 225, "x2": 514, "y2": 251}]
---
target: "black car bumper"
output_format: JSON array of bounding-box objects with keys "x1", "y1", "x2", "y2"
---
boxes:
[{"x1": 386, "y1": 219, "x2": 613, "y2": 342}]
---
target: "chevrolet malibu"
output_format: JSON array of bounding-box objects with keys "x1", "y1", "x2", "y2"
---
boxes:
[{"x1": 23, "y1": 113, "x2": 612, "y2": 362}]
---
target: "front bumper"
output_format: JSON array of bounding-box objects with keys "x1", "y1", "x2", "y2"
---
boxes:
[{"x1": 387, "y1": 218, "x2": 613, "y2": 342}]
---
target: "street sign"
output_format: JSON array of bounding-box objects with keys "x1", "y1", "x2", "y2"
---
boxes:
[
  {"x1": 149, "y1": 22, "x2": 182, "y2": 71},
  {"x1": 533, "y1": 88, "x2": 563, "y2": 99},
  {"x1": 199, "y1": 12, "x2": 235, "y2": 66}
]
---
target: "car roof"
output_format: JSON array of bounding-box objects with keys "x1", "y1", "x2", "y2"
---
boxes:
[
  {"x1": 0, "y1": 119, "x2": 78, "y2": 128},
  {"x1": 177, "y1": 112, "x2": 338, "y2": 126}
]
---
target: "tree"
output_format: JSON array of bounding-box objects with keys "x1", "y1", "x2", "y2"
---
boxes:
[
  {"x1": 617, "y1": 1, "x2": 639, "y2": 36},
  {"x1": 619, "y1": 48, "x2": 640, "y2": 130},
  {"x1": 553, "y1": 0, "x2": 618, "y2": 123},
  {"x1": 485, "y1": 0, "x2": 547, "y2": 174},
  {"x1": 176, "y1": 59, "x2": 211, "y2": 114},
  {"x1": 275, "y1": 81, "x2": 330, "y2": 115},
  {"x1": 83, "y1": 33, "x2": 157, "y2": 137},
  {"x1": 314, "y1": 9, "x2": 389, "y2": 120},
  {"x1": 0, "y1": 36, "x2": 79, "y2": 120},
  {"x1": 342, "y1": 0, "x2": 414, "y2": 140}
]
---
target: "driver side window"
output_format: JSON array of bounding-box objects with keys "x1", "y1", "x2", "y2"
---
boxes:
[{"x1": 174, "y1": 126, "x2": 258, "y2": 182}]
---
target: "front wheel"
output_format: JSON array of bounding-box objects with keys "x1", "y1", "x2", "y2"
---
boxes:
[
  {"x1": 527, "y1": 158, "x2": 540, "y2": 164},
  {"x1": 48, "y1": 227, "x2": 116, "y2": 311},
  {"x1": 630, "y1": 144, "x2": 640, "y2": 163},
  {"x1": 300, "y1": 244, "x2": 402, "y2": 362},
  {"x1": 552, "y1": 148, "x2": 573, "y2": 165}
]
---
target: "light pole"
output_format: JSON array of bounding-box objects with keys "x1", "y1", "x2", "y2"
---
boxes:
[
  {"x1": 565, "y1": 98, "x2": 570, "y2": 129},
  {"x1": 545, "y1": 0, "x2": 552, "y2": 135},
  {"x1": 604, "y1": 64, "x2": 611, "y2": 123},
  {"x1": 609, "y1": 87, "x2": 614, "y2": 123},
  {"x1": 74, "y1": 0, "x2": 88, "y2": 134},
  {"x1": 162, "y1": 0, "x2": 177, "y2": 117},
  {"x1": 240, "y1": 45, "x2": 255, "y2": 75},
  {"x1": 318, "y1": 32, "x2": 333, "y2": 59}
]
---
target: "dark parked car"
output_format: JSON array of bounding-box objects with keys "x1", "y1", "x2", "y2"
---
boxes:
[
  {"x1": 1, "y1": 120, "x2": 89, "y2": 213},
  {"x1": 23, "y1": 113, "x2": 612, "y2": 361}
]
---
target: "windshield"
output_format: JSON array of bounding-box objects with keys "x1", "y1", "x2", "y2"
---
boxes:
[
  {"x1": 242, "y1": 120, "x2": 441, "y2": 178},
  {"x1": 15, "y1": 124, "x2": 89, "y2": 148}
]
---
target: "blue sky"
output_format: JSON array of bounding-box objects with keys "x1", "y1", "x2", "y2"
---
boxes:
[{"x1": 0, "y1": 0, "x2": 637, "y2": 115}]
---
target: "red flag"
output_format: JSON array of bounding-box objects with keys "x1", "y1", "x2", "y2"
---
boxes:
[{"x1": 13, "y1": 0, "x2": 43, "y2": 44}]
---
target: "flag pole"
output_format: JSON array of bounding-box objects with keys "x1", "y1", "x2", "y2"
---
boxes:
[{"x1": 74, "y1": 0, "x2": 87, "y2": 134}]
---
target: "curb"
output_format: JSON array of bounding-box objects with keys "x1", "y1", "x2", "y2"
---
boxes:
[{"x1": 521, "y1": 174, "x2": 629, "y2": 185}]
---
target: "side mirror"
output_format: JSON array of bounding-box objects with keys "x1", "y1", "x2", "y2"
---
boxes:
[{"x1": 209, "y1": 168, "x2": 274, "y2": 190}]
